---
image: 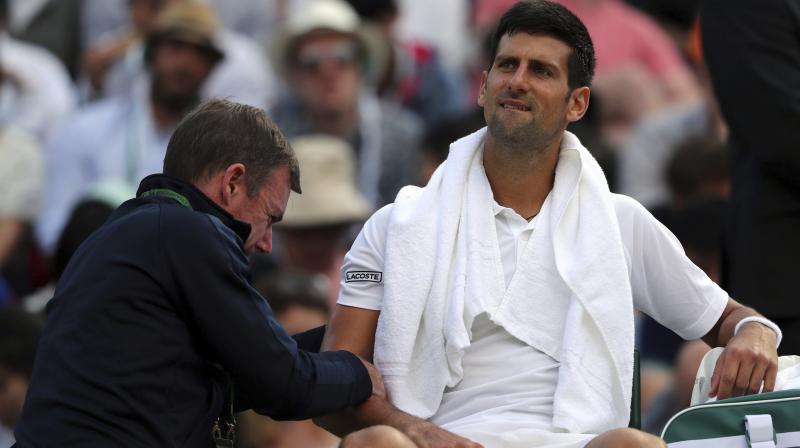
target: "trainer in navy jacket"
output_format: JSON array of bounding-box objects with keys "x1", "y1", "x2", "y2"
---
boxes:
[{"x1": 14, "y1": 174, "x2": 372, "y2": 447}]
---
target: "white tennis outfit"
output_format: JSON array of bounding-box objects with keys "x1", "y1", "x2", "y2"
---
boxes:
[{"x1": 339, "y1": 133, "x2": 727, "y2": 448}]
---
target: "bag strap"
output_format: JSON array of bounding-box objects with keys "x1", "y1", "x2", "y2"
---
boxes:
[
  {"x1": 745, "y1": 414, "x2": 776, "y2": 448},
  {"x1": 212, "y1": 373, "x2": 236, "y2": 448}
]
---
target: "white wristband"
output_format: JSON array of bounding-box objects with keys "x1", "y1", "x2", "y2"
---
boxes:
[{"x1": 734, "y1": 316, "x2": 782, "y2": 348}]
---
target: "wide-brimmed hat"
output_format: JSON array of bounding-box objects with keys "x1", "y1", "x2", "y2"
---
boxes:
[
  {"x1": 144, "y1": 1, "x2": 225, "y2": 64},
  {"x1": 280, "y1": 135, "x2": 372, "y2": 228},
  {"x1": 270, "y1": 0, "x2": 386, "y2": 85}
]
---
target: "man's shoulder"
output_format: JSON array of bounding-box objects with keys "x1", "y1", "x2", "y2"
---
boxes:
[
  {"x1": 157, "y1": 202, "x2": 247, "y2": 261},
  {"x1": 115, "y1": 199, "x2": 229, "y2": 246},
  {"x1": 610, "y1": 193, "x2": 650, "y2": 218}
]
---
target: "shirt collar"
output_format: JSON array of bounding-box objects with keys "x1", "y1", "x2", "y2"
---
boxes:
[{"x1": 136, "y1": 174, "x2": 252, "y2": 244}]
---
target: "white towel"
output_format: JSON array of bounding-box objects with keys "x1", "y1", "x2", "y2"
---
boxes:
[{"x1": 375, "y1": 128, "x2": 634, "y2": 434}]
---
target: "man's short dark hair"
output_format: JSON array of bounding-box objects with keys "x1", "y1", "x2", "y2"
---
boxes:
[
  {"x1": 487, "y1": 0, "x2": 595, "y2": 90},
  {"x1": 163, "y1": 99, "x2": 301, "y2": 196}
]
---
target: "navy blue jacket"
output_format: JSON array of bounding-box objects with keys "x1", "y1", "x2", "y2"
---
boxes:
[{"x1": 14, "y1": 175, "x2": 371, "y2": 447}]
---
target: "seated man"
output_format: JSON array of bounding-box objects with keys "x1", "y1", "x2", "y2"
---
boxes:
[
  {"x1": 320, "y1": 1, "x2": 780, "y2": 447},
  {"x1": 14, "y1": 99, "x2": 392, "y2": 447}
]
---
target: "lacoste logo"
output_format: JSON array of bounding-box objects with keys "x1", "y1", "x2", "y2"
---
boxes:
[{"x1": 345, "y1": 271, "x2": 383, "y2": 283}]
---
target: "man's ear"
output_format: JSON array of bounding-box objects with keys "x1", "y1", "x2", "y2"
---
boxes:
[
  {"x1": 566, "y1": 86, "x2": 590, "y2": 123},
  {"x1": 477, "y1": 70, "x2": 489, "y2": 108},
  {"x1": 220, "y1": 163, "x2": 247, "y2": 206}
]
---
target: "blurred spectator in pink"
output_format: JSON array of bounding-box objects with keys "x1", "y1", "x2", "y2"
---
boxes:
[
  {"x1": 276, "y1": 135, "x2": 373, "y2": 308},
  {"x1": 344, "y1": 0, "x2": 466, "y2": 127},
  {"x1": 392, "y1": 0, "x2": 470, "y2": 75},
  {"x1": 270, "y1": 0, "x2": 422, "y2": 207},
  {"x1": 473, "y1": 0, "x2": 701, "y2": 144},
  {"x1": 618, "y1": 22, "x2": 727, "y2": 208},
  {"x1": 81, "y1": 0, "x2": 276, "y2": 109},
  {"x1": 35, "y1": 2, "x2": 221, "y2": 253}
]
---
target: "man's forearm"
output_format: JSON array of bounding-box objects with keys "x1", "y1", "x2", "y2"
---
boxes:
[
  {"x1": 702, "y1": 298, "x2": 776, "y2": 347},
  {"x1": 315, "y1": 395, "x2": 428, "y2": 438}
]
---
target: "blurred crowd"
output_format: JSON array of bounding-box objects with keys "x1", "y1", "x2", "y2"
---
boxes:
[{"x1": 0, "y1": 0, "x2": 772, "y2": 446}]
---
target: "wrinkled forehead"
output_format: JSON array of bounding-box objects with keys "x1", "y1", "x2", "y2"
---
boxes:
[{"x1": 495, "y1": 32, "x2": 572, "y2": 66}]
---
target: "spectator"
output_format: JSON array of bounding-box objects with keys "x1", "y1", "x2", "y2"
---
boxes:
[
  {"x1": 83, "y1": 0, "x2": 276, "y2": 109},
  {"x1": 277, "y1": 135, "x2": 373, "y2": 307},
  {"x1": 345, "y1": 0, "x2": 465, "y2": 127},
  {"x1": 0, "y1": 128, "x2": 43, "y2": 304},
  {"x1": 5, "y1": 0, "x2": 82, "y2": 77},
  {"x1": 270, "y1": 0, "x2": 422, "y2": 207},
  {"x1": 36, "y1": 1, "x2": 222, "y2": 253},
  {"x1": 0, "y1": 307, "x2": 42, "y2": 448},
  {"x1": 618, "y1": 23, "x2": 727, "y2": 207},
  {"x1": 0, "y1": 1, "x2": 75, "y2": 142},
  {"x1": 22, "y1": 181, "x2": 134, "y2": 316}
]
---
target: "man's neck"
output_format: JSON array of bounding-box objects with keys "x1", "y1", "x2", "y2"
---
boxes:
[
  {"x1": 483, "y1": 133, "x2": 562, "y2": 220},
  {"x1": 309, "y1": 107, "x2": 358, "y2": 138}
]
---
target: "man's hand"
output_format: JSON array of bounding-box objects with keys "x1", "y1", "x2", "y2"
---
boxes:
[
  {"x1": 358, "y1": 357, "x2": 386, "y2": 400},
  {"x1": 709, "y1": 322, "x2": 778, "y2": 400},
  {"x1": 398, "y1": 419, "x2": 483, "y2": 448}
]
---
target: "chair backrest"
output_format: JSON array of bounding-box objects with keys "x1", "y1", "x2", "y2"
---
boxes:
[{"x1": 629, "y1": 349, "x2": 641, "y2": 429}]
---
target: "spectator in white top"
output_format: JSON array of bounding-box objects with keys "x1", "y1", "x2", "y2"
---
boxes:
[
  {"x1": 270, "y1": 0, "x2": 422, "y2": 207},
  {"x1": 82, "y1": 0, "x2": 276, "y2": 109},
  {"x1": 36, "y1": 1, "x2": 221, "y2": 253},
  {"x1": 0, "y1": 0, "x2": 75, "y2": 142}
]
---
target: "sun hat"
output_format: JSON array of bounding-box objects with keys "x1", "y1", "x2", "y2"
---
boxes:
[
  {"x1": 143, "y1": 1, "x2": 225, "y2": 64},
  {"x1": 280, "y1": 135, "x2": 373, "y2": 227},
  {"x1": 270, "y1": 0, "x2": 386, "y2": 85}
]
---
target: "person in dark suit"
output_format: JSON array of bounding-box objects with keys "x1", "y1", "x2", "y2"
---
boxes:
[
  {"x1": 12, "y1": 99, "x2": 397, "y2": 447},
  {"x1": 701, "y1": 0, "x2": 800, "y2": 355}
]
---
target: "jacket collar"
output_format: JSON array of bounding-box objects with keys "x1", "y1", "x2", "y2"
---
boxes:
[{"x1": 136, "y1": 174, "x2": 252, "y2": 244}]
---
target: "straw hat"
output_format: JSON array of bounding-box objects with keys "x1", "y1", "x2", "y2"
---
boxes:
[
  {"x1": 144, "y1": 1, "x2": 225, "y2": 63},
  {"x1": 270, "y1": 0, "x2": 387, "y2": 85},
  {"x1": 280, "y1": 135, "x2": 372, "y2": 227}
]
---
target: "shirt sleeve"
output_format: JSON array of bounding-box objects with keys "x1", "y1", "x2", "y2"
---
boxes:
[
  {"x1": 615, "y1": 195, "x2": 728, "y2": 340},
  {"x1": 337, "y1": 204, "x2": 393, "y2": 311},
  {"x1": 163, "y1": 210, "x2": 372, "y2": 420}
]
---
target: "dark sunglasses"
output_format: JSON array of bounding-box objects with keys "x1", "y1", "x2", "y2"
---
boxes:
[{"x1": 295, "y1": 42, "x2": 359, "y2": 73}]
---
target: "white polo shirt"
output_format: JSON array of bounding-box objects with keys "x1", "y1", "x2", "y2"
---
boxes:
[{"x1": 338, "y1": 193, "x2": 727, "y2": 445}]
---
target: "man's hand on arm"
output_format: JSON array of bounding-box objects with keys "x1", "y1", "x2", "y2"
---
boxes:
[
  {"x1": 317, "y1": 304, "x2": 483, "y2": 448},
  {"x1": 358, "y1": 356, "x2": 386, "y2": 400},
  {"x1": 701, "y1": 298, "x2": 779, "y2": 400}
]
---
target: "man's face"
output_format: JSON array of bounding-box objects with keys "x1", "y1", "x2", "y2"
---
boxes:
[
  {"x1": 289, "y1": 34, "x2": 361, "y2": 116},
  {"x1": 151, "y1": 38, "x2": 215, "y2": 107},
  {"x1": 479, "y1": 33, "x2": 577, "y2": 148},
  {"x1": 228, "y1": 166, "x2": 292, "y2": 255},
  {"x1": 0, "y1": 368, "x2": 28, "y2": 428}
]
